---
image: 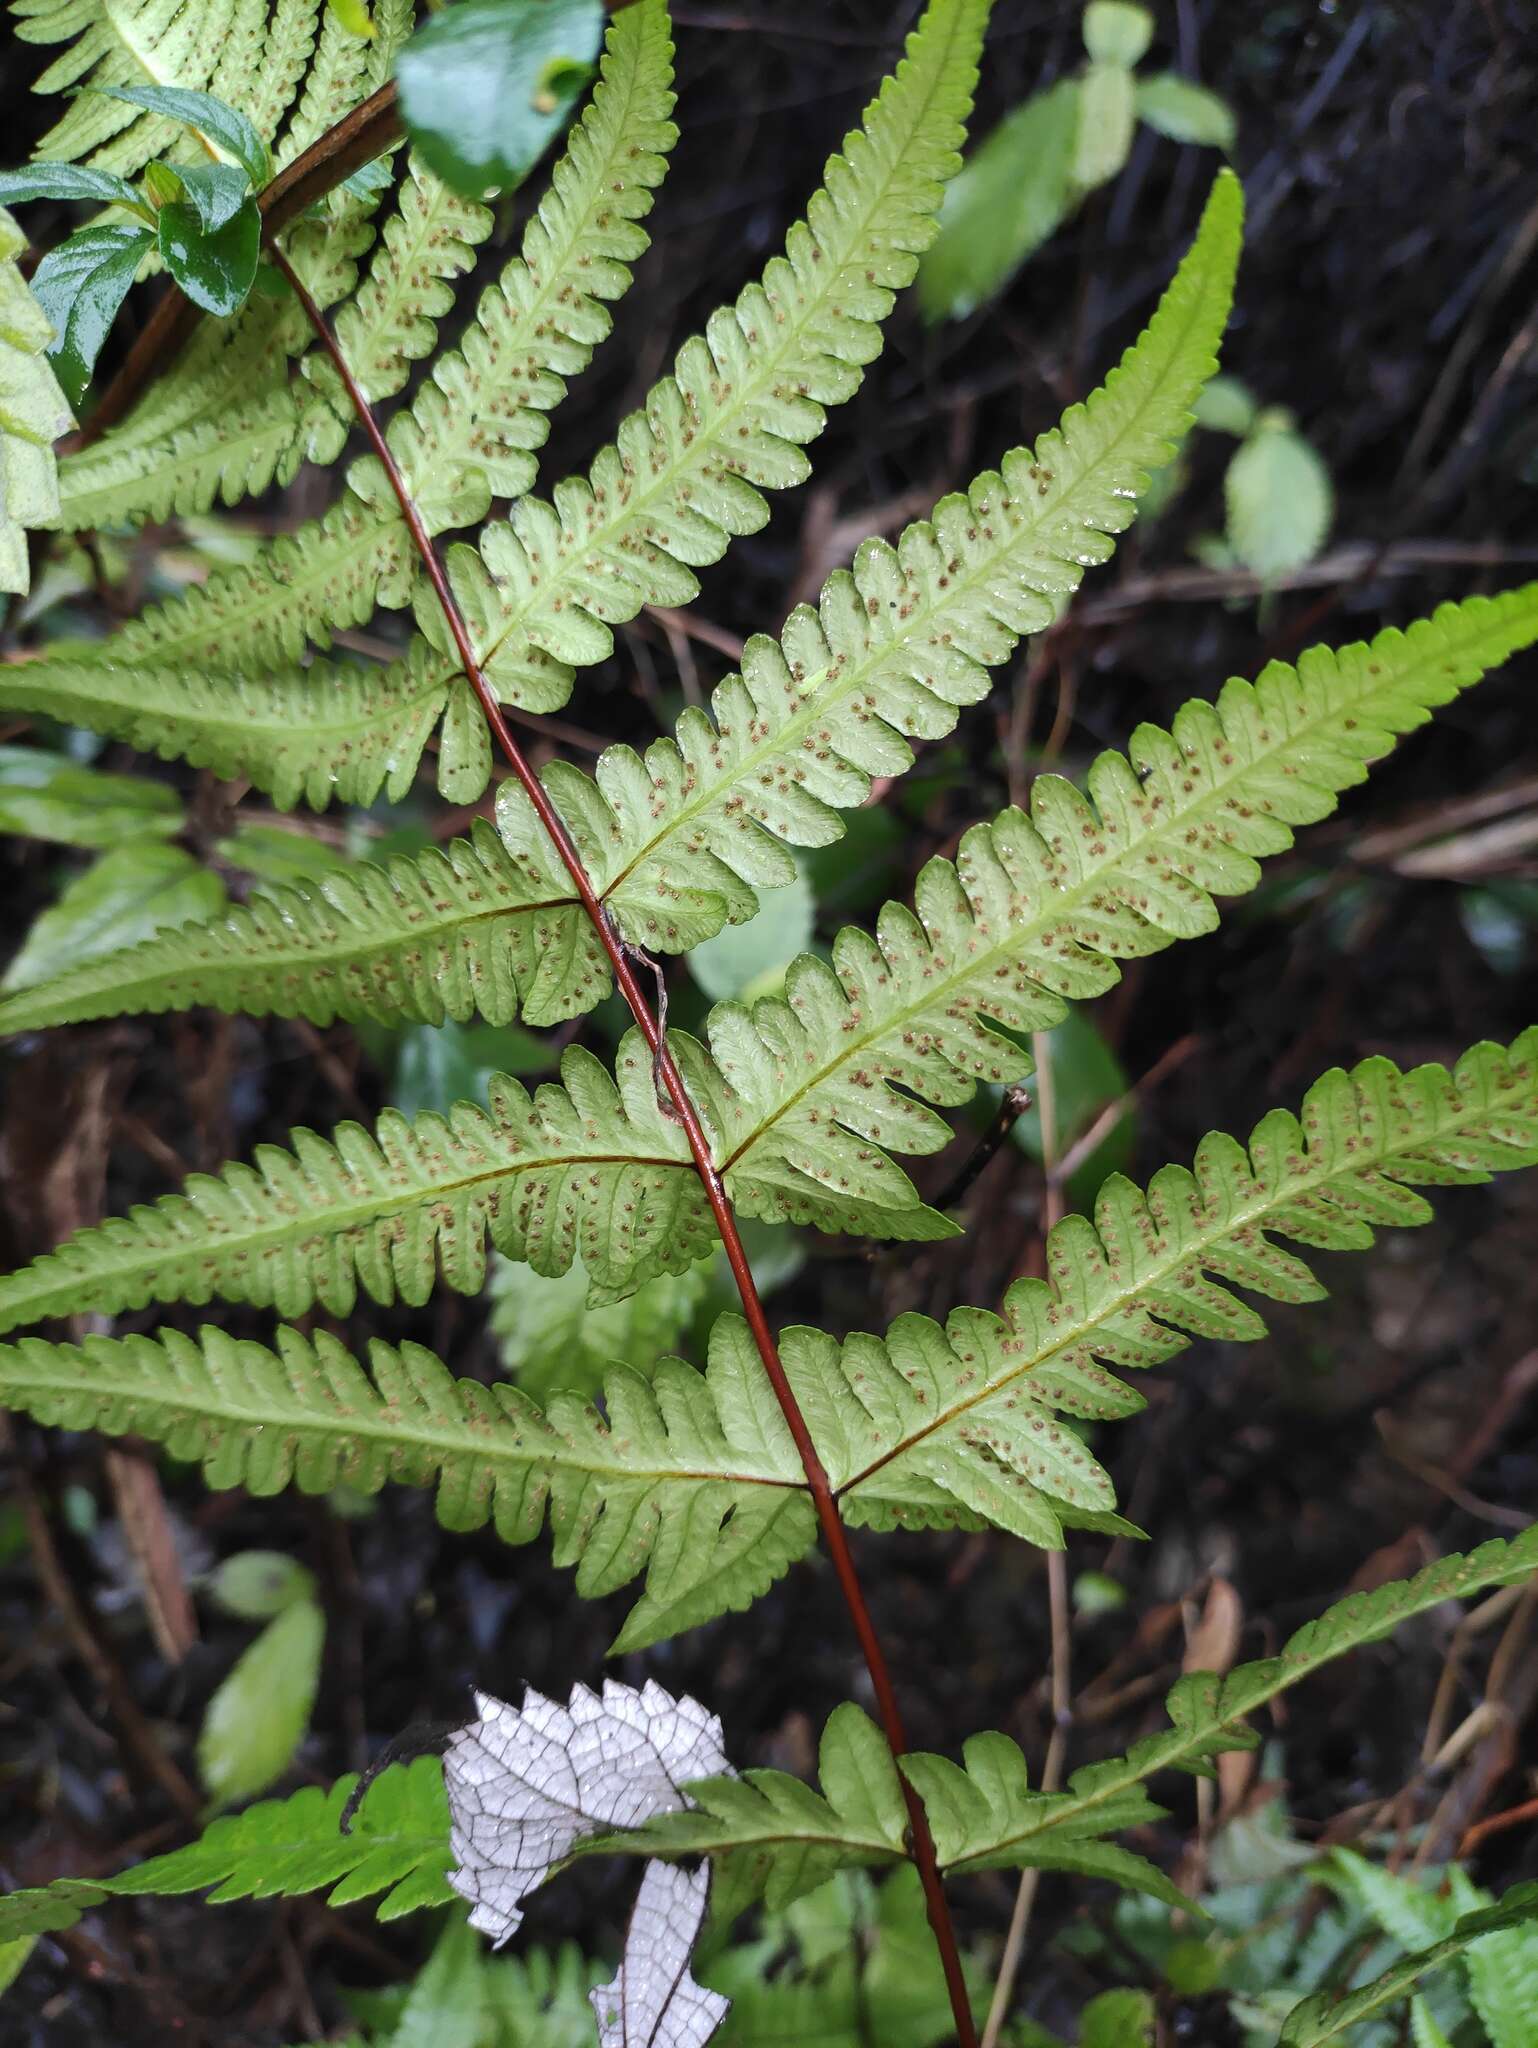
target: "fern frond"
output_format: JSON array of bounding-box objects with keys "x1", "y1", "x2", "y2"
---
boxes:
[
  {"x1": 814, "y1": 1034, "x2": 1538, "y2": 1539},
  {"x1": 14, "y1": 0, "x2": 297, "y2": 174},
  {"x1": 0, "y1": 1757, "x2": 453, "y2": 1943},
  {"x1": 0, "y1": 1048, "x2": 730, "y2": 1325},
  {"x1": 593, "y1": 166, "x2": 1242, "y2": 952},
  {"x1": 0, "y1": 1316, "x2": 819, "y2": 1651},
  {"x1": 1, "y1": 206, "x2": 72, "y2": 597},
  {"x1": 696, "y1": 588, "x2": 1538, "y2": 1234},
  {"x1": 18, "y1": 574, "x2": 1530, "y2": 1048},
  {"x1": 0, "y1": 647, "x2": 444, "y2": 813},
  {"x1": 931, "y1": 1523, "x2": 1538, "y2": 1881},
  {"x1": 56, "y1": 163, "x2": 492, "y2": 532}
]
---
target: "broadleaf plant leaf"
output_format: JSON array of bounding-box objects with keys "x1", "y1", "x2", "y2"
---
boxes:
[
  {"x1": 0, "y1": 746, "x2": 183, "y2": 849},
  {"x1": 157, "y1": 196, "x2": 262, "y2": 316},
  {"x1": 29, "y1": 225, "x2": 153, "y2": 408},
  {"x1": 396, "y1": 0, "x2": 607, "y2": 199},
  {"x1": 88, "y1": 83, "x2": 272, "y2": 189},
  {"x1": 197, "y1": 1596, "x2": 325, "y2": 1810},
  {"x1": 1136, "y1": 72, "x2": 1238, "y2": 150},
  {"x1": 0, "y1": 162, "x2": 151, "y2": 218}
]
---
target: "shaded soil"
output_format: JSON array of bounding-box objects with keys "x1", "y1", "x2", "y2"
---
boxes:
[{"x1": 3, "y1": 1, "x2": 1538, "y2": 2041}]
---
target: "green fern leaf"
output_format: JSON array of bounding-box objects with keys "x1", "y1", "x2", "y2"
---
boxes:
[
  {"x1": 577, "y1": 1703, "x2": 910, "y2": 1922},
  {"x1": 0, "y1": 1757, "x2": 453, "y2": 1944},
  {"x1": 0, "y1": 648, "x2": 447, "y2": 814},
  {"x1": 0, "y1": 1316, "x2": 819, "y2": 1651},
  {"x1": 1279, "y1": 1884, "x2": 1538, "y2": 2046},
  {"x1": 55, "y1": 162, "x2": 490, "y2": 531},
  {"x1": 814, "y1": 1033, "x2": 1538, "y2": 1539},
  {"x1": 901, "y1": 1731, "x2": 1185, "y2": 1906},
  {"x1": 0, "y1": 1049, "x2": 722, "y2": 1323},
  {"x1": 595, "y1": 166, "x2": 1241, "y2": 956},
  {"x1": 961, "y1": 1524, "x2": 1538, "y2": 1887},
  {"x1": 14, "y1": 0, "x2": 316, "y2": 175}
]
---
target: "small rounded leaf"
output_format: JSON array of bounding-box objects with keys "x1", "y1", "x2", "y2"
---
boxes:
[
  {"x1": 157, "y1": 196, "x2": 261, "y2": 316},
  {"x1": 1225, "y1": 422, "x2": 1334, "y2": 579},
  {"x1": 1074, "y1": 62, "x2": 1138, "y2": 191},
  {"x1": 1083, "y1": 1, "x2": 1154, "y2": 67},
  {"x1": 1136, "y1": 72, "x2": 1238, "y2": 151},
  {"x1": 208, "y1": 1549, "x2": 317, "y2": 1620}
]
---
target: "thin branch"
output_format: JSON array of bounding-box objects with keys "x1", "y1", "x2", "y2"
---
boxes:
[{"x1": 267, "y1": 243, "x2": 979, "y2": 2048}]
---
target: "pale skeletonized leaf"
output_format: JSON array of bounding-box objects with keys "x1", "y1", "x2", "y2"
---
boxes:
[
  {"x1": 444, "y1": 1680, "x2": 731, "y2": 1943},
  {"x1": 590, "y1": 1861, "x2": 730, "y2": 2048}
]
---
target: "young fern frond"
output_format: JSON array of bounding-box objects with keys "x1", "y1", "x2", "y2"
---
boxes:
[
  {"x1": 0, "y1": 1317, "x2": 820, "y2": 1653},
  {"x1": 0, "y1": 1757, "x2": 454, "y2": 1944},
  {"x1": 1, "y1": 1038, "x2": 1532, "y2": 1638}
]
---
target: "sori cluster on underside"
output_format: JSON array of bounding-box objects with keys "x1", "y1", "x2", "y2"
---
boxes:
[{"x1": 1, "y1": 0, "x2": 1536, "y2": 2035}]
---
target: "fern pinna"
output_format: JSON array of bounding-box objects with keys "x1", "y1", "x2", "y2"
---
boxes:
[{"x1": 1, "y1": 2, "x2": 1536, "y2": 2042}]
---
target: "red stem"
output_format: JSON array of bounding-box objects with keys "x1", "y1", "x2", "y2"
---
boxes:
[{"x1": 268, "y1": 246, "x2": 977, "y2": 2046}]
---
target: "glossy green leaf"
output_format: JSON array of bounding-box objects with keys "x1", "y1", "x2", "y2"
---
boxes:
[
  {"x1": 396, "y1": 0, "x2": 607, "y2": 199},
  {"x1": 197, "y1": 1597, "x2": 325, "y2": 1811},
  {"x1": 30, "y1": 225, "x2": 153, "y2": 408},
  {"x1": 165, "y1": 162, "x2": 253, "y2": 235},
  {"x1": 1082, "y1": 1, "x2": 1154, "y2": 67},
  {"x1": 1136, "y1": 72, "x2": 1238, "y2": 150},
  {"x1": 1226, "y1": 415, "x2": 1334, "y2": 578},
  {"x1": 2, "y1": 841, "x2": 226, "y2": 995},
  {"x1": 917, "y1": 79, "x2": 1080, "y2": 321},
  {"x1": 0, "y1": 746, "x2": 182, "y2": 849},
  {"x1": 157, "y1": 197, "x2": 261, "y2": 317},
  {"x1": 90, "y1": 83, "x2": 271, "y2": 189},
  {"x1": 0, "y1": 163, "x2": 150, "y2": 219}
]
